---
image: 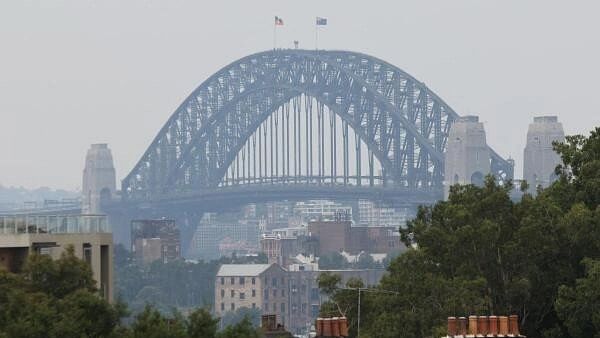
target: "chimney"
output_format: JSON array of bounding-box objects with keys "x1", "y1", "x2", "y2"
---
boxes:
[
  {"x1": 316, "y1": 318, "x2": 323, "y2": 337},
  {"x1": 447, "y1": 317, "x2": 457, "y2": 336},
  {"x1": 331, "y1": 317, "x2": 340, "y2": 337},
  {"x1": 468, "y1": 316, "x2": 478, "y2": 335},
  {"x1": 477, "y1": 316, "x2": 488, "y2": 335},
  {"x1": 509, "y1": 315, "x2": 521, "y2": 335},
  {"x1": 499, "y1": 316, "x2": 509, "y2": 335},
  {"x1": 458, "y1": 317, "x2": 467, "y2": 335},
  {"x1": 339, "y1": 317, "x2": 349, "y2": 337},
  {"x1": 322, "y1": 318, "x2": 332, "y2": 337},
  {"x1": 488, "y1": 315, "x2": 498, "y2": 335}
]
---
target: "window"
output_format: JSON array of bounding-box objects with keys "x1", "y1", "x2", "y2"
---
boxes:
[
  {"x1": 252, "y1": 289, "x2": 256, "y2": 297},
  {"x1": 221, "y1": 277, "x2": 225, "y2": 285},
  {"x1": 281, "y1": 289, "x2": 285, "y2": 297},
  {"x1": 251, "y1": 277, "x2": 256, "y2": 285},
  {"x1": 221, "y1": 303, "x2": 225, "y2": 311},
  {"x1": 280, "y1": 303, "x2": 285, "y2": 313},
  {"x1": 239, "y1": 277, "x2": 245, "y2": 285},
  {"x1": 230, "y1": 277, "x2": 235, "y2": 284},
  {"x1": 231, "y1": 303, "x2": 235, "y2": 311},
  {"x1": 273, "y1": 289, "x2": 277, "y2": 298},
  {"x1": 83, "y1": 243, "x2": 92, "y2": 265},
  {"x1": 281, "y1": 277, "x2": 285, "y2": 285},
  {"x1": 264, "y1": 289, "x2": 269, "y2": 300},
  {"x1": 272, "y1": 277, "x2": 277, "y2": 287},
  {"x1": 301, "y1": 303, "x2": 307, "y2": 314},
  {"x1": 311, "y1": 288, "x2": 319, "y2": 300},
  {"x1": 230, "y1": 290, "x2": 235, "y2": 297},
  {"x1": 252, "y1": 303, "x2": 256, "y2": 309},
  {"x1": 221, "y1": 289, "x2": 225, "y2": 298},
  {"x1": 240, "y1": 292, "x2": 245, "y2": 300}
]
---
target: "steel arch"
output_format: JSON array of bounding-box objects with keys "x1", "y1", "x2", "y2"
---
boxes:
[{"x1": 122, "y1": 49, "x2": 512, "y2": 200}]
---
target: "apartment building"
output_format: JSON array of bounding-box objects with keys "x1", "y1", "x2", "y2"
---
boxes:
[
  {"x1": 215, "y1": 264, "x2": 289, "y2": 326},
  {"x1": 0, "y1": 214, "x2": 113, "y2": 302}
]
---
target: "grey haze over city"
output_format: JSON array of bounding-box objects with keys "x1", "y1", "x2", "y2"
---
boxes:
[{"x1": 1, "y1": 0, "x2": 599, "y2": 190}]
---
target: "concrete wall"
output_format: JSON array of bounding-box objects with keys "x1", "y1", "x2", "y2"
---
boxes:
[
  {"x1": 523, "y1": 116, "x2": 564, "y2": 189},
  {"x1": 444, "y1": 116, "x2": 490, "y2": 199}
]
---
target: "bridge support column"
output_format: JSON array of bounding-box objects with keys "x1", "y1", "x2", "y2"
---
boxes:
[{"x1": 444, "y1": 116, "x2": 490, "y2": 199}]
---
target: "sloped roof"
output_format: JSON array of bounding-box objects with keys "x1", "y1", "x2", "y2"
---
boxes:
[{"x1": 217, "y1": 264, "x2": 272, "y2": 277}]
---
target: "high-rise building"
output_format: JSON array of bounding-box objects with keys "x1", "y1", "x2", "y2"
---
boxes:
[
  {"x1": 131, "y1": 219, "x2": 181, "y2": 264},
  {"x1": 523, "y1": 116, "x2": 565, "y2": 190},
  {"x1": 444, "y1": 116, "x2": 490, "y2": 199},
  {"x1": 293, "y1": 200, "x2": 352, "y2": 222}
]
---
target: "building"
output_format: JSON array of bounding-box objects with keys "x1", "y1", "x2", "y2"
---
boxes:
[
  {"x1": 523, "y1": 116, "x2": 564, "y2": 190},
  {"x1": 131, "y1": 219, "x2": 181, "y2": 264},
  {"x1": 444, "y1": 116, "x2": 491, "y2": 199},
  {"x1": 261, "y1": 234, "x2": 307, "y2": 266},
  {"x1": 0, "y1": 214, "x2": 113, "y2": 302},
  {"x1": 308, "y1": 220, "x2": 401, "y2": 255},
  {"x1": 215, "y1": 262, "x2": 385, "y2": 336},
  {"x1": 357, "y1": 200, "x2": 410, "y2": 228},
  {"x1": 293, "y1": 200, "x2": 352, "y2": 222},
  {"x1": 191, "y1": 214, "x2": 261, "y2": 259},
  {"x1": 215, "y1": 264, "x2": 290, "y2": 327}
]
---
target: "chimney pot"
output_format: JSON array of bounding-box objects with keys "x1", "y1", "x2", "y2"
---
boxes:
[
  {"x1": 509, "y1": 315, "x2": 520, "y2": 335},
  {"x1": 323, "y1": 318, "x2": 332, "y2": 337},
  {"x1": 332, "y1": 317, "x2": 340, "y2": 337},
  {"x1": 477, "y1": 316, "x2": 488, "y2": 335},
  {"x1": 499, "y1": 316, "x2": 509, "y2": 335},
  {"x1": 447, "y1": 317, "x2": 458, "y2": 336},
  {"x1": 488, "y1": 315, "x2": 498, "y2": 334},
  {"x1": 316, "y1": 318, "x2": 323, "y2": 337},
  {"x1": 468, "y1": 315, "x2": 478, "y2": 335},
  {"x1": 458, "y1": 317, "x2": 468, "y2": 335},
  {"x1": 339, "y1": 317, "x2": 349, "y2": 337}
]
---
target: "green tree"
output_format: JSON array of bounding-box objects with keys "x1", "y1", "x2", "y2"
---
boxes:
[
  {"x1": 216, "y1": 316, "x2": 260, "y2": 338},
  {"x1": 555, "y1": 259, "x2": 600, "y2": 338},
  {"x1": 187, "y1": 308, "x2": 219, "y2": 338}
]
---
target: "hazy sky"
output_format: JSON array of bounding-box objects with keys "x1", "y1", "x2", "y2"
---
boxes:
[{"x1": 1, "y1": 0, "x2": 599, "y2": 190}]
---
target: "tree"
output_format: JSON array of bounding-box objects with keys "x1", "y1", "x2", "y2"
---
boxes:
[
  {"x1": 216, "y1": 316, "x2": 261, "y2": 338},
  {"x1": 187, "y1": 308, "x2": 219, "y2": 338},
  {"x1": 555, "y1": 259, "x2": 600, "y2": 338},
  {"x1": 130, "y1": 305, "x2": 186, "y2": 338}
]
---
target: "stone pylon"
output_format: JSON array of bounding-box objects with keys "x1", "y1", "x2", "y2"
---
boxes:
[
  {"x1": 82, "y1": 144, "x2": 116, "y2": 214},
  {"x1": 523, "y1": 116, "x2": 564, "y2": 190},
  {"x1": 444, "y1": 116, "x2": 490, "y2": 199}
]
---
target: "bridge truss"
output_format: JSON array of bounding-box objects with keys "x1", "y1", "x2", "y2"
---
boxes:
[{"x1": 122, "y1": 49, "x2": 513, "y2": 206}]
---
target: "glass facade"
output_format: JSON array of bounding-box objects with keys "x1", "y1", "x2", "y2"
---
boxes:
[{"x1": 0, "y1": 214, "x2": 110, "y2": 235}]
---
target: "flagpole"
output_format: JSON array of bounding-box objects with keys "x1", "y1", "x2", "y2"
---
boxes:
[
  {"x1": 273, "y1": 22, "x2": 276, "y2": 49},
  {"x1": 315, "y1": 23, "x2": 318, "y2": 51}
]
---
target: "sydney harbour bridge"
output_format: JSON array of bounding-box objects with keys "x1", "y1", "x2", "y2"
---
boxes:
[
  {"x1": 76, "y1": 48, "x2": 513, "y2": 248},
  {"x1": 117, "y1": 49, "x2": 512, "y2": 213}
]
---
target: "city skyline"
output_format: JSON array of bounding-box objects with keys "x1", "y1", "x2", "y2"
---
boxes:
[{"x1": 1, "y1": 0, "x2": 599, "y2": 189}]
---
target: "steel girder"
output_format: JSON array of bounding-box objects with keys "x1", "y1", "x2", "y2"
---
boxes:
[{"x1": 122, "y1": 49, "x2": 513, "y2": 200}]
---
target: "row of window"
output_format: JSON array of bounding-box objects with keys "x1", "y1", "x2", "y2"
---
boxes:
[
  {"x1": 263, "y1": 288, "x2": 285, "y2": 299},
  {"x1": 219, "y1": 276, "x2": 287, "y2": 287},
  {"x1": 220, "y1": 276, "x2": 256, "y2": 285},
  {"x1": 221, "y1": 289, "x2": 257, "y2": 299},
  {"x1": 220, "y1": 303, "x2": 258, "y2": 311}
]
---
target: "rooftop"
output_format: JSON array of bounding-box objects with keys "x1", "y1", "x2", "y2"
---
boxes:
[{"x1": 216, "y1": 264, "x2": 272, "y2": 277}]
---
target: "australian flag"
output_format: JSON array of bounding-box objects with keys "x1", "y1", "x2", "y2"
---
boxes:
[{"x1": 316, "y1": 17, "x2": 327, "y2": 26}]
